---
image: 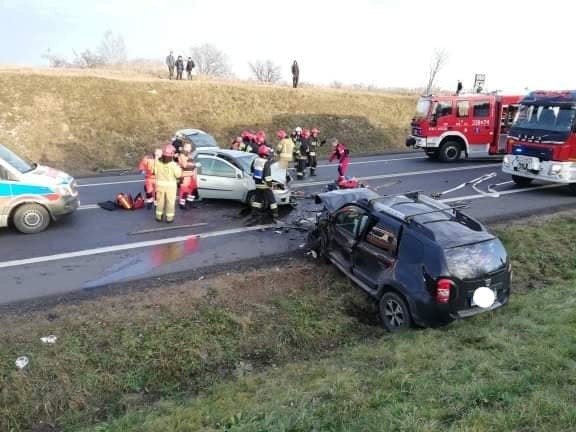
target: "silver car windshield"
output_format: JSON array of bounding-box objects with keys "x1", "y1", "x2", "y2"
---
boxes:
[
  {"x1": 187, "y1": 134, "x2": 219, "y2": 148},
  {"x1": 0, "y1": 144, "x2": 34, "y2": 174}
]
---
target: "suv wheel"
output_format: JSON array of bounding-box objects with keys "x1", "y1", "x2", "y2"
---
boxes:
[
  {"x1": 439, "y1": 141, "x2": 461, "y2": 162},
  {"x1": 13, "y1": 204, "x2": 51, "y2": 234},
  {"x1": 378, "y1": 292, "x2": 411, "y2": 332},
  {"x1": 512, "y1": 175, "x2": 533, "y2": 187}
]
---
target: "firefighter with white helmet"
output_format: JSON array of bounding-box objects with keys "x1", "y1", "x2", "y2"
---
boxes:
[{"x1": 154, "y1": 144, "x2": 183, "y2": 223}]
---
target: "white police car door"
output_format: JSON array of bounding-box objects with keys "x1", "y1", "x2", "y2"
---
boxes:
[{"x1": 0, "y1": 163, "x2": 14, "y2": 228}]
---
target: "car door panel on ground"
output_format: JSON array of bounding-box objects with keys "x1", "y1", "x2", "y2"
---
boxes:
[
  {"x1": 197, "y1": 156, "x2": 244, "y2": 201},
  {"x1": 353, "y1": 215, "x2": 402, "y2": 291}
]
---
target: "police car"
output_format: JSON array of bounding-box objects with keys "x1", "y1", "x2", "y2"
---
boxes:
[{"x1": 0, "y1": 144, "x2": 79, "y2": 234}]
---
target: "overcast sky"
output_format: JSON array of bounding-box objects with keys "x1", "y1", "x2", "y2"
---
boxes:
[{"x1": 0, "y1": 0, "x2": 573, "y2": 92}]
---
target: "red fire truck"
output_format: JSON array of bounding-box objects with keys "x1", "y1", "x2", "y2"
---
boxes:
[
  {"x1": 406, "y1": 93, "x2": 523, "y2": 162},
  {"x1": 502, "y1": 90, "x2": 576, "y2": 193}
]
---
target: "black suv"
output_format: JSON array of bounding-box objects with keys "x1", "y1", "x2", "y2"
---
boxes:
[{"x1": 307, "y1": 189, "x2": 511, "y2": 332}]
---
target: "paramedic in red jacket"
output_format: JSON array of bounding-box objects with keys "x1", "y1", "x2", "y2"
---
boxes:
[
  {"x1": 138, "y1": 148, "x2": 162, "y2": 209},
  {"x1": 328, "y1": 138, "x2": 350, "y2": 177},
  {"x1": 177, "y1": 142, "x2": 199, "y2": 210}
]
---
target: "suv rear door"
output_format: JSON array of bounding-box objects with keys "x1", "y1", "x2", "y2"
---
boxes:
[{"x1": 353, "y1": 214, "x2": 402, "y2": 292}]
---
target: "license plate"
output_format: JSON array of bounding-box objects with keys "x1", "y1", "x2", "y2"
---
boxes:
[{"x1": 514, "y1": 156, "x2": 540, "y2": 172}]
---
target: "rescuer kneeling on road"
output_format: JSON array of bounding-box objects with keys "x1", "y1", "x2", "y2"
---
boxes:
[
  {"x1": 249, "y1": 145, "x2": 278, "y2": 224},
  {"x1": 178, "y1": 142, "x2": 199, "y2": 210},
  {"x1": 138, "y1": 148, "x2": 162, "y2": 209},
  {"x1": 154, "y1": 144, "x2": 183, "y2": 223}
]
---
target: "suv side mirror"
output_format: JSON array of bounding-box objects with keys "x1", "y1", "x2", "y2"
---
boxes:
[{"x1": 237, "y1": 171, "x2": 243, "y2": 179}]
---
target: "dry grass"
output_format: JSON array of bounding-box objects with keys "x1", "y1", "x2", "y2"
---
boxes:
[{"x1": 0, "y1": 69, "x2": 417, "y2": 175}]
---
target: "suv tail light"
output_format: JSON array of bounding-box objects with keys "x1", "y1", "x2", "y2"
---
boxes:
[{"x1": 436, "y1": 279, "x2": 452, "y2": 304}]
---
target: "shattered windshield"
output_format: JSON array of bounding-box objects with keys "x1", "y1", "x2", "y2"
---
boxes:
[{"x1": 512, "y1": 104, "x2": 576, "y2": 134}]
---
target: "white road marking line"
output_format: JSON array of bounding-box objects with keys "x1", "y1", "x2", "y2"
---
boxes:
[
  {"x1": 295, "y1": 164, "x2": 499, "y2": 187},
  {"x1": 0, "y1": 225, "x2": 273, "y2": 270},
  {"x1": 471, "y1": 173, "x2": 499, "y2": 197},
  {"x1": 79, "y1": 204, "x2": 99, "y2": 210},
  {"x1": 76, "y1": 156, "x2": 427, "y2": 188},
  {"x1": 439, "y1": 183, "x2": 565, "y2": 203},
  {"x1": 488, "y1": 181, "x2": 514, "y2": 194}
]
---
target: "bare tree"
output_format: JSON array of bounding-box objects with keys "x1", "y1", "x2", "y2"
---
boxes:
[
  {"x1": 98, "y1": 31, "x2": 127, "y2": 65},
  {"x1": 424, "y1": 49, "x2": 449, "y2": 95},
  {"x1": 73, "y1": 49, "x2": 106, "y2": 68},
  {"x1": 189, "y1": 43, "x2": 232, "y2": 77},
  {"x1": 42, "y1": 49, "x2": 72, "y2": 68},
  {"x1": 249, "y1": 59, "x2": 281, "y2": 83}
]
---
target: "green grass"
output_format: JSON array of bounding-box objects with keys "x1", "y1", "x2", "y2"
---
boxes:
[
  {"x1": 2, "y1": 215, "x2": 576, "y2": 431},
  {"x1": 0, "y1": 70, "x2": 417, "y2": 176}
]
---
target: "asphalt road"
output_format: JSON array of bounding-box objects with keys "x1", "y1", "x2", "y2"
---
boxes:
[{"x1": 1, "y1": 152, "x2": 575, "y2": 305}]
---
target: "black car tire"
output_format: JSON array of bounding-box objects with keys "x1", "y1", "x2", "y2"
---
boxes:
[
  {"x1": 318, "y1": 228, "x2": 331, "y2": 264},
  {"x1": 568, "y1": 183, "x2": 576, "y2": 195},
  {"x1": 425, "y1": 149, "x2": 439, "y2": 160},
  {"x1": 512, "y1": 175, "x2": 533, "y2": 187},
  {"x1": 439, "y1": 141, "x2": 461, "y2": 162},
  {"x1": 13, "y1": 204, "x2": 51, "y2": 234},
  {"x1": 378, "y1": 292, "x2": 412, "y2": 332}
]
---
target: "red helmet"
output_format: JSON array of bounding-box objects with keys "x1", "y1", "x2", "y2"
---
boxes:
[
  {"x1": 241, "y1": 130, "x2": 250, "y2": 139},
  {"x1": 311, "y1": 127, "x2": 319, "y2": 136},
  {"x1": 162, "y1": 144, "x2": 176, "y2": 157},
  {"x1": 258, "y1": 145, "x2": 270, "y2": 157},
  {"x1": 255, "y1": 135, "x2": 265, "y2": 145},
  {"x1": 276, "y1": 130, "x2": 287, "y2": 139},
  {"x1": 301, "y1": 128, "x2": 311, "y2": 139}
]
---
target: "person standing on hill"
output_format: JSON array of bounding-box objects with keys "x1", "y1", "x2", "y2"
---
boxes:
[
  {"x1": 291, "y1": 60, "x2": 299, "y2": 88},
  {"x1": 186, "y1": 57, "x2": 195, "y2": 80},
  {"x1": 166, "y1": 51, "x2": 175, "y2": 80},
  {"x1": 175, "y1": 56, "x2": 185, "y2": 80}
]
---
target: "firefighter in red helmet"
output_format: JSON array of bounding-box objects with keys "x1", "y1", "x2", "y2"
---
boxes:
[
  {"x1": 154, "y1": 144, "x2": 182, "y2": 223},
  {"x1": 249, "y1": 145, "x2": 278, "y2": 223},
  {"x1": 295, "y1": 128, "x2": 311, "y2": 180},
  {"x1": 138, "y1": 148, "x2": 162, "y2": 209},
  {"x1": 177, "y1": 142, "x2": 199, "y2": 210},
  {"x1": 309, "y1": 128, "x2": 321, "y2": 176}
]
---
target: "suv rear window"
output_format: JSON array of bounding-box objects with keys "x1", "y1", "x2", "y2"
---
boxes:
[{"x1": 445, "y1": 239, "x2": 507, "y2": 280}]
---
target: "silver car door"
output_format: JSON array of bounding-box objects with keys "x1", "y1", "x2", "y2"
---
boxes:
[{"x1": 197, "y1": 157, "x2": 243, "y2": 201}]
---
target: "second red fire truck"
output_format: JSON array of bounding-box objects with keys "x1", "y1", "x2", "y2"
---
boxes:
[
  {"x1": 406, "y1": 93, "x2": 523, "y2": 162},
  {"x1": 502, "y1": 90, "x2": 576, "y2": 193}
]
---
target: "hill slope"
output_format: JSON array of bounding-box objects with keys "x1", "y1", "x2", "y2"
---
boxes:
[{"x1": 0, "y1": 70, "x2": 417, "y2": 175}]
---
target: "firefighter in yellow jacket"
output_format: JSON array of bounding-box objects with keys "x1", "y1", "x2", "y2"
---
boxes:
[{"x1": 154, "y1": 144, "x2": 182, "y2": 223}]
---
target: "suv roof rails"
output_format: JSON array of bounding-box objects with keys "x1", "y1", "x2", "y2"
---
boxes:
[
  {"x1": 368, "y1": 190, "x2": 424, "y2": 204},
  {"x1": 405, "y1": 204, "x2": 469, "y2": 223}
]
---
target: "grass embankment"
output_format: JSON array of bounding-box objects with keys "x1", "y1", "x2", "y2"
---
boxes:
[
  {"x1": 0, "y1": 70, "x2": 417, "y2": 176},
  {"x1": 2, "y1": 214, "x2": 576, "y2": 431}
]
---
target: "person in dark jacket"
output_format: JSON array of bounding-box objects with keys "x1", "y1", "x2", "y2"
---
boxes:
[
  {"x1": 175, "y1": 56, "x2": 185, "y2": 80},
  {"x1": 291, "y1": 60, "x2": 299, "y2": 88},
  {"x1": 186, "y1": 57, "x2": 195, "y2": 80}
]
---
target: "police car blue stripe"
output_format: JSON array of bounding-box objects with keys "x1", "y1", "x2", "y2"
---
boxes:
[{"x1": 0, "y1": 182, "x2": 54, "y2": 197}]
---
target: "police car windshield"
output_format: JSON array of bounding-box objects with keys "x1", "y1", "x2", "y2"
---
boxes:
[
  {"x1": 0, "y1": 144, "x2": 34, "y2": 174},
  {"x1": 445, "y1": 239, "x2": 507, "y2": 280},
  {"x1": 187, "y1": 133, "x2": 219, "y2": 148},
  {"x1": 512, "y1": 104, "x2": 576, "y2": 134},
  {"x1": 415, "y1": 98, "x2": 431, "y2": 117}
]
